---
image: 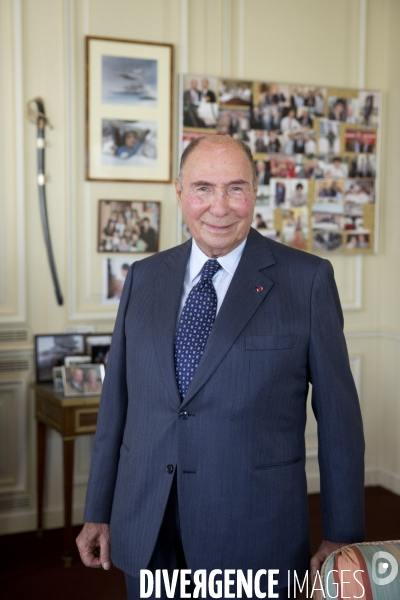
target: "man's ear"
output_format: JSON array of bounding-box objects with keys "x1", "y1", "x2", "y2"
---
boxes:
[{"x1": 175, "y1": 178, "x2": 183, "y2": 208}]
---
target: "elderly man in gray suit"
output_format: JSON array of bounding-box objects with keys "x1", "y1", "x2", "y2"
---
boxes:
[{"x1": 77, "y1": 135, "x2": 365, "y2": 599}]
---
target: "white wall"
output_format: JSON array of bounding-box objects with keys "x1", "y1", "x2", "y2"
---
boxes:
[{"x1": 0, "y1": 0, "x2": 399, "y2": 534}]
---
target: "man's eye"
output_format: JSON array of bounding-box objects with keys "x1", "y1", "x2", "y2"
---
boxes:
[{"x1": 197, "y1": 186, "x2": 208, "y2": 192}]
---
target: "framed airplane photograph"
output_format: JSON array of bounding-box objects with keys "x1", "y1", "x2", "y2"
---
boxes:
[{"x1": 86, "y1": 36, "x2": 173, "y2": 183}]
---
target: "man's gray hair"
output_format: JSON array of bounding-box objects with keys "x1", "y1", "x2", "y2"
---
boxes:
[{"x1": 178, "y1": 135, "x2": 258, "y2": 187}]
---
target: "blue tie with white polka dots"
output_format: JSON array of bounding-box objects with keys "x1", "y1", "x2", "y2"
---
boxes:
[{"x1": 174, "y1": 259, "x2": 221, "y2": 400}]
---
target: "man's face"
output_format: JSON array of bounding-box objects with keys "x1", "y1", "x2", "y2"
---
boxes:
[
  {"x1": 176, "y1": 140, "x2": 257, "y2": 258},
  {"x1": 201, "y1": 78, "x2": 209, "y2": 90},
  {"x1": 125, "y1": 132, "x2": 136, "y2": 148},
  {"x1": 190, "y1": 79, "x2": 198, "y2": 90},
  {"x1": 73, "y1": 369, "x2": 84, "y2": 384}
]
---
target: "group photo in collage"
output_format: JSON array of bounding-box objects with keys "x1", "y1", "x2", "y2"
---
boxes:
[{"x1": 180, "y1": 74, "x2": 380, "y2": 254}]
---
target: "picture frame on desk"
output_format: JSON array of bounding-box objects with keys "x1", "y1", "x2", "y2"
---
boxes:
[
  {"x1": 61, "y1": 364, "x2": 105, "y2": 397},
  {"x1": 35, "y1": 334, "x2": 86, "y2": 383},
  {"x1": 86, "y1": 35, "x2": 173, "y2": 183}
]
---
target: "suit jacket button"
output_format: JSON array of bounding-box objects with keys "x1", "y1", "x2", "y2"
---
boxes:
[
  {"x1": 178, "y1": 410, "x2": 189, "y2": 420},
  {"x1": 166, "y1": 464, "x2": 174, "y2": 474}
]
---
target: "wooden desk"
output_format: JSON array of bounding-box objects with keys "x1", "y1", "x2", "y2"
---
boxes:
[{"x1": 32, "y1": 383, "x2": 100, "y2": 566}]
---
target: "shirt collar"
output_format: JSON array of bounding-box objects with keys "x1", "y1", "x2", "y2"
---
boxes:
[{"x1": 189, "y1": 237, "x2": 247, "y2": 282}]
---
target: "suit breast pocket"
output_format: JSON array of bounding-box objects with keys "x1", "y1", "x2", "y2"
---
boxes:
[{"x1": 245, "y1": 335, "x2": 296, "y2": 350}]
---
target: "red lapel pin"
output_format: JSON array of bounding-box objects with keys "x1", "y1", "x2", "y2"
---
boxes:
[{"x1": 256, "y1": 286, "x2": 263, "y2": 292}]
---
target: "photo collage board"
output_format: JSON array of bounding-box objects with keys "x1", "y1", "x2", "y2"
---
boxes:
[{"x1": 179, "y1": 75, "x2": 381, "y2": 254}]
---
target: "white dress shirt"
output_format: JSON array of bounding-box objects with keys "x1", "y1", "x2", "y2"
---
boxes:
[{"x1": 178, "y1": 237, "x2": 247, "y2": 320}]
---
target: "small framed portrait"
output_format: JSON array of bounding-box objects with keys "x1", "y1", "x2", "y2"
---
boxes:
[
  {"x1": 35, "y1": 334, "x2": 85, "y2": 383},
  {"x1": 98, "y1": 200, "x2": 160, "y2": 253},
  {"x1": 182, "y1": 74, "x2": 219, "y2": 130},
  {"x1": 85, "y1": 335, "x2": 112, "y2": 367},
  {"x1": 62, "y1": 364, "x2": 105, "y2": 397},
  {"x1": 85, "y1": 335, "x2": 112, "y2": 353},
  {"x1": 64, "y1": 355, "x2": 92, "y2": 367},
  {"x1": 86, "y1": 36, "x2": 173, "y2": 182}
]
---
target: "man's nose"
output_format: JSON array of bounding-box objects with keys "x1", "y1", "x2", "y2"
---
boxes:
[{"x1": 209, "y1": 188, "x2": 230, "y2": 216}]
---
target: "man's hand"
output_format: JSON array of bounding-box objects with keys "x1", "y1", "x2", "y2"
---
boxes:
[
  {"x1": 311, "y1": 540, "x2": 349, "y2": 599},
  {"x1": 76, "y1": 522, "x2": 111, "y2": 569}
]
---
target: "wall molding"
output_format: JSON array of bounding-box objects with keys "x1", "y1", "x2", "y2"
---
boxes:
[
  {"x1": 222, "y1": 0, "x2": 231, "y2": 77},
  {"x1": 0, "y1": 0, "x2": 27, "y2": 323}
]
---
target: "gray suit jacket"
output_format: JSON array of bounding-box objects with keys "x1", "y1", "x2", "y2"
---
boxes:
[{"x1": 84, "y1": 228, "x2": 365, "y2": 584}]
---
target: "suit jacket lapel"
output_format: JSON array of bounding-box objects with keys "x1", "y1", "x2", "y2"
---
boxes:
[
  {"x1": 153, "y1": 239, "x2": 191, "y2": 406},
  {"x1": 181, "y1": 229, "x2": 276, "y2": 407}
]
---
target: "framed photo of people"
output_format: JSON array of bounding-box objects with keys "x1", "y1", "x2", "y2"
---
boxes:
[
  {"x1": 98, "y1": 200, "x2": 160, "y2": 253},
  {"x1": 86, "y1": 36, "x2": 173, "y2": 182},
  {"x1": 179, "y1": 75, "x2": 381, "y2": 254}
]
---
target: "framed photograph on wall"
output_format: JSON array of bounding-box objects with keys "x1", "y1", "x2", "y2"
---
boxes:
[
  {"x1": 98, "y1": 200, "x2": 160, "y2": 253},
  {"x1": 86, "y1": 36, "x2": 173, "y2": 183}
]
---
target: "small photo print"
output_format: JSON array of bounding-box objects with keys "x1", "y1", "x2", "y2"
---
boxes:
[
  {"x1": 182, "y1": 75, "x2": 219, "y2": 128},
  {"x1": 98, "y1": 200, "x2": 160, "y2": 253},
  {"x1": 348, "y1": 153, "x2": 376, "y2": 178},
  {"x1": 320, "y1": 156, "x2": 348, "y2": 178},
  {"x1": 250, "y1": 130, "x2": 283, "y2": 155},
  {"x1": 217, "y1": 109, "x2": 251, "y2": 140},
  {"x1": 219, "y1": 79, "x2": 253, "y2": 107},
  {"x1": 102, "y1": 119, "x2": 157, "y2": 167},
  {"x1": 281, "y1": 207, "x2": 309, "y2": 251},
  {"x1": 62, "y1": 364, "x2": 105, "y2": 397},
  {"x1": 296, "y1": 107, "x2": 314, "y2": 128},
  {"x1": 102, "y1": 55, "x2": 157, "y2": 106},
  {"x1": 312, "y1": 204, "x2": 343, "y2": 231},
  {"x1": 358, "y1": 91, "x2": 380, "y2": 127},
  {"x1": 269, "y1": 156, "x2": 296, "y2": 179},
  {"x1": 318, "y1": 119, "x2": 340, "y2": 155},
  {"x1": 345, "y1": 232, "x2": 371, "y2": 251},
  {"x1": 255, "y1": 82, "x2": 290, "y2": 108},
  {"x1": 103, "y1": 257, "x2": 139, "y2": 304},
  {"x1": 313, "y1": 230, "x2": 343, "y2": 253},
  {"x1": 345, "y1": 128, "x2": 377, "y2": 153},
  {"x1": 255, "y1": 160, "x2": 271, "y2": 186},
  {"x1": 290, "y1": 180, "x2": 309, "y2": 207},
  {"x1": 295, "y1": 156, "x2": 324, "y2": 179},
  {"x1": 292, "y1": 130, "x2": 316, "y2": 155},
  {"x1": 253, "y1": 189, "x2": 274, "y2": 232},
  {"x1": 35, "y1": 334, "x2": 85, "y2": 383},
  {"x1": 344, "y1": 180, "x2": 375, "y2": 217},
  {"x1": 328, "y1": 97, "x2": 360, "y2": 122},
  {"x1": 315, "y1": 179, "x2": 345, "y2": 202},
  {"x1": 288, "y1": 85, "x2": 327, "y2": 116},
  {"x1": 270, "y1": 179, "x2": 289, "y2": 207}
]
